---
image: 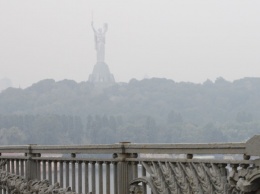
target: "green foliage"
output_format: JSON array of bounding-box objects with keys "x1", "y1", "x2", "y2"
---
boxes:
[
  {"x1": 0, "y1": 114, "x2": 83, "y2": 145},
  {"x1": 0, "y1": 77, "x2": 260, "y2": 144},
  {"x1": 0, "y1": 127, "x2": 27, "y2": 145}
]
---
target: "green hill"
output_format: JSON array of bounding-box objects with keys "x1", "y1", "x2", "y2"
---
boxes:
[{"x1": 0, "y1": 77, "x2": 260, "y2": 145}]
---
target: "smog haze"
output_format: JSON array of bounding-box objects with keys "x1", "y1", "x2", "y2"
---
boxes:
[{"x1": 0, "y1": 0, "x2": 260, "y2": 88}]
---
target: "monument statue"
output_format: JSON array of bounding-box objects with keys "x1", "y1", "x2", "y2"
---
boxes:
[
  {"x1": 91, "y1": 21, "x2": 108, "y2": 63},
  {"x1": 88, "y1": 20, "x2": 115, "y2": 83}
]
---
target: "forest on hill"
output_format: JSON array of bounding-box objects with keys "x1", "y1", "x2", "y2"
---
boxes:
[{"x1": 0, "y1": 77, "x2": 260, "y2": 145}]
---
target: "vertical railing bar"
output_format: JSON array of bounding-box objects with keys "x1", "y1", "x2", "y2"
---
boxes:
[
  {"x1": 113, "y1": 162, "x2": 118, "y2": 194},
  {"x1": 60, "y1": 161, "x2": 64, "y2": 188},
  {"x1": 142, "y1": 165, "x2": 147, "y2": 194},
  {"x1": 91, "y1": 162, "x2": 96, "y2": 194},
  {"x1": 66, "y1": 161, "x2": 70, "y2": 187},
  {"x1": 2, "y1": 161, "x2": 5, "y2": 171},
  {"x1": 78, "y1": 161, "x2": 82, "y2": 194},
  {"x1": 126, "y1": 162, "x2": 129, "y2": 194},
  {"x1": 72, "y1": 161, "x2": 76, "y2": 192},
  {"x1": 128, "y1": 161, "x2": 133, "y2": 183},
  {"x1": 0, "y1": 161, "x2": 4, "y2": 194},
  {"x1": 37, "y1": 160, "x2": 41, "y2": 180},
  {"x1": 2, "y1": 161, "x2": 6, "y2": 171},
  {"x1": 98, "y1": 162, "x2": 103, "y2": 194},
  {"x1": 48, "y1": 161, "x2": 52, "y2": 184},
  {"x1": 42, "y1": 161, "x2": 46, "y2": 179},
  {"x1": 0, "y1": 159, "x2": 1, "y2": 194},
  {"x1": 21, "y1": 160, "x2": 24, "y2": 177},
  {"x1": 11, "y1": 159, "x2": 15, "y2": 174},
  {"x1": 15, "y1": 159, "x2": 19, "y2": 175},
  {"x1": 7, "y1": 160, "x2": 10, "y2": 172},
  {"x1": 133, "y1": 161, "x2": 138, "y2": 179},
  {"x1": 54, "y1": 161, "x2": 58, "y2": 184},
  {"x1": 1, "y1": 166, "x2": 4, "y2": 194},
  {"x1": 106, "y1": 162, "x2": 110, "y2": 194},
  {"x1": 84, "y1": 162, "x2": 89, "y2": 194}
]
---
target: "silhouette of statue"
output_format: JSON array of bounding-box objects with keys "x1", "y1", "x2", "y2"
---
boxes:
[
  {"x1": 88, "y1": 20, "x2": 115, "y2": 83},
  {"x1": 91, "y1": 21, "x2": 108, "y2": 63}
]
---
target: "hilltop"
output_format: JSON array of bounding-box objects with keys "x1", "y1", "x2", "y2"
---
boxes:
[{"x1": 0, "y1": 77, "x2": 259, "y2": 144}]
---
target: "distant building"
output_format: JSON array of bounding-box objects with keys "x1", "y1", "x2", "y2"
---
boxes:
[{"x1": 88, "y1": 22, "x2": 115, "y2": 83}]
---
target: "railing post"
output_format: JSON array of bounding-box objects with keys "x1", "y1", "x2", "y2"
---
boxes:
[
  {"x1": 26, "y1": 144, "x2": 38, "y2": 181},
  {"x1": 116, "y1": 142, "x2": 136, "y2": 194}
]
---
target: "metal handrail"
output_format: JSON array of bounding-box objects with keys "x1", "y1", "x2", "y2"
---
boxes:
[{"x1": 0, "y1": 135, "x2": 259, "y2": 156}]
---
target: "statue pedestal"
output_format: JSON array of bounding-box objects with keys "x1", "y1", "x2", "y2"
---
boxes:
[{"x1": 88, "y1": 62, "x2": 115, "y2": 83}]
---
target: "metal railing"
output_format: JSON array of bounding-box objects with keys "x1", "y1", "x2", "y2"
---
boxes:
[{"x1": 0, "y1": 135, "x2": 259, "y2": 194}]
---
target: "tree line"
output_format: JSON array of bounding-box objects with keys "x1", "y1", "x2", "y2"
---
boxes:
[{"x1": 0, "y1": 77, "x2": 260, "y2": 145}]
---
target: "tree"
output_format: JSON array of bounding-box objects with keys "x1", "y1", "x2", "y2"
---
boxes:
[{"x1": 0, "y1": 127, "x2": 26, "y2": 145}]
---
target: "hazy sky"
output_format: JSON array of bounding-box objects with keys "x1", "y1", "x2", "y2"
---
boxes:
[{"x1": 0, "y1": 0, "x2": 260, "y2": 88}]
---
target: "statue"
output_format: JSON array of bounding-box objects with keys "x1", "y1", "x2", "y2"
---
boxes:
[
  {"x1": 91, "y1": 21, "x2": 108, "y2": 63},
  {"x1": 88, "y1": 18, "x2": 115, "y2": 83}
]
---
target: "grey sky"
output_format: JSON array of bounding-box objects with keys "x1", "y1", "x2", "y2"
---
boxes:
[{"x1": 0, "y1": 0, "x2": 260, "y2": 88}]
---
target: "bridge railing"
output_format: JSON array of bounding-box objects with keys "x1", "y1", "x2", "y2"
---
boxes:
[{"x1": 0, "y1": 135, "x2": 260, "y2": 194}]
